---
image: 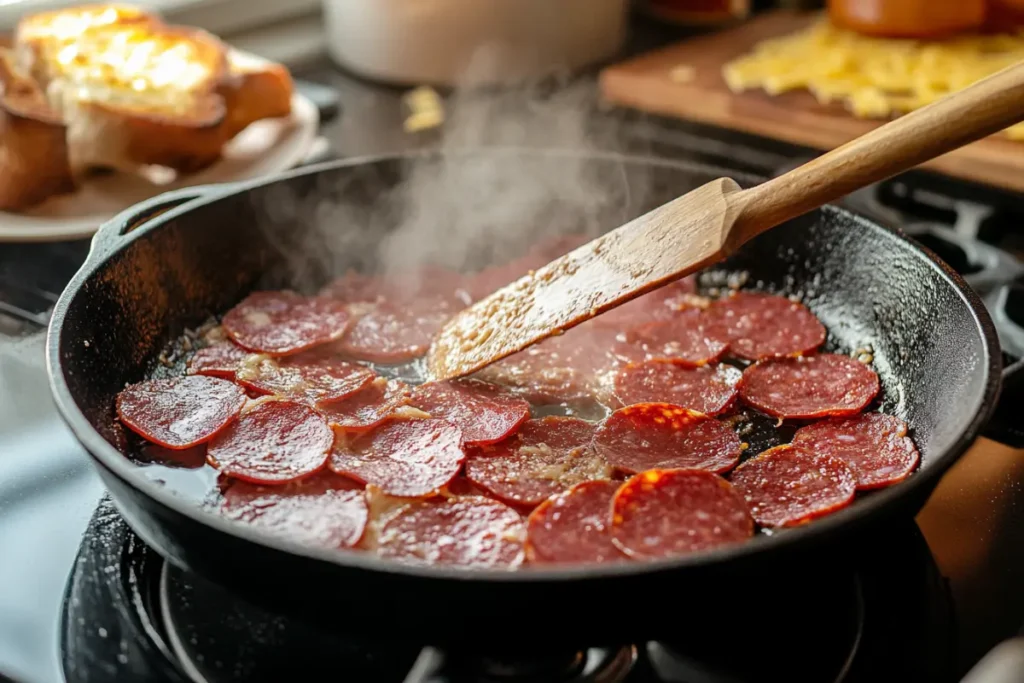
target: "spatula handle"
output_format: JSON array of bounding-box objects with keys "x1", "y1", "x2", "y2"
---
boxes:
[{"x1": 731, "y1": 60, "x2": 1024, "y2": 241}]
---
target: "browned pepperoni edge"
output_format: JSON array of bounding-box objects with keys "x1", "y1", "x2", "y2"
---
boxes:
[
  {"x1": 116, "y1": 375, "x2": 248, "y2": 450},
  {"x1": 610, "y1": 469, "x2": 753, "y2": 559},
  {"x1": 729, "y1": 444, "x2": 857, "y2": 527},
  {"x1": 525, "y1": 480, "x2": 626, "y2": 564}
]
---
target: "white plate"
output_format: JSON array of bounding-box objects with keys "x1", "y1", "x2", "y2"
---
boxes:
[{"x1": 0, "y1": 91, "x2": 319, "y2": 243}]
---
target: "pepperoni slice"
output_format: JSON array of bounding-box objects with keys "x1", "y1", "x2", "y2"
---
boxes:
[
  {"x1": 409, "y1": 379, "x2": 530, "y2": 446},
  {"x1": 207, "y1": 401, "x2": 333, "y2": 484},
  {"x1": 116, "y1": 376, "x2": 247, "y2": 449},
  {"x1": 610, "y1": 469, "x2": 753, "y2": 559},
  {"x1": 377, "y1": 496, "x2": 525, "y2": 568},
  {"x1": 187, "y1": 341, "x2": 250, "y2": 380},
  {"x1": 466, "y1": 236, "x2": 590, "y2": 300},
  {"x1": 219, "y1": 473, "x2": 368, "y2": 549},
  {"x1": 329, "y1": 418, "x2": 465, "y2": 497},
  {"x1": 236, "y1": 355, "x2": 374, "y2": 405},
  {"x1": 465, "y1": 417, "x2": 609, "y2": 507},
  {"x1": 591, "y1": 277, "x2": 701, "y2": 328},
  {"x1": 613, "y1": 361, "x2": 741, "y2": 416},
  {"x1": 704, "y1": 291, "x2": 826, "y2": 361},
  {"x1": 223, "y1": 291, "x2": 352, "y2": 356},
  {"x1": 729, "y1": 445, "x2": 857, "y2": 527},
  {"x1": 474, "y1": 321, "x2": 623, "y2": 404},
  {"x1": 739, "y1": 354, "x2": 880, "y2": 420},
  {"x1": 319, "y1": 271, "x2": 385, "y2": 302},
  {"x1": 792, "y1": 413, "x2": 920, "y2": 490},
  {"x1": 525, "y1": 480, "x2": 625, "y2": 564},
  {"x1": 339, "y1": 297, "x2": 455, "y2": 363},
  {"x1": 594, "y1": 403, "x2": 742, "y2": 475},
  {"x1": 614, "y1": 310, "x2": 729, "y2": 367},
  {"x1": 318, "y1": 378, "x2": 411, "y2": 431},
  {"x1": 322, "y1": 267, "x2": 472, "y2": 305}
]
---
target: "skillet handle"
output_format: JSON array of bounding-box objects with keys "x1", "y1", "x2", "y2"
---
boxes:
[
  {"x1": 88, "y1": 184, "x2": 232, "y2": 261},
  {"x1": 982, "y1": 357, "x2": 1024, "y2": 447}
]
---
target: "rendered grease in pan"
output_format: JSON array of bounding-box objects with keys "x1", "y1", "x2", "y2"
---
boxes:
[{"x1": 112, "y1": 256, "x2": 918, "y2": 569}]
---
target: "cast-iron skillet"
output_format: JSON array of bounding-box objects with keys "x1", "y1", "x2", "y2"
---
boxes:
[{"x1": 46, "y1": 150, "x2": 1020, "y2": 645}]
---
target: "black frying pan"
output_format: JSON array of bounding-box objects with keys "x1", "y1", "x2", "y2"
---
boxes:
[{"x1": 46, "y1": 150, "x2": 1019, "y2": 645}]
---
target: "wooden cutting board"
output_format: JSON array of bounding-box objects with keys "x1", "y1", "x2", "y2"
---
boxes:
[{"x1": 600, "y1": 11, "x2": 1024, "y2": 192}]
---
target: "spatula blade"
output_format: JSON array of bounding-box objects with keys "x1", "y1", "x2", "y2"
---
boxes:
[{"x1": 427, "y1": 178, "x2": 743, "y2": 381}]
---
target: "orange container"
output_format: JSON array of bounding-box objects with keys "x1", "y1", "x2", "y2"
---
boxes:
[
  {"x1": 827, "y1": 0, "x2": 985, "y2": 38},
  {"x1": 639, "y1": 0, "x2": 751, "y2": 25}
]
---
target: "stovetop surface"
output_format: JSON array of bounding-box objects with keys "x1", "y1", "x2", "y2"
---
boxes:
[
  {"x1": 3, "y1": 49, "x2": 1024, "y2": 683},
  {"x1": 62, "y1": 497, "x2": 955, "y2": 683}
]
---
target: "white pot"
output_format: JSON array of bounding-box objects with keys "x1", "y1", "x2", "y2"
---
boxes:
[{"x1": 322, "y1": 0, "x2": 630, "y2": 86}]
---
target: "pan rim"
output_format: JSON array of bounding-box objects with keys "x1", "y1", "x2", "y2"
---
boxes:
[{"x1": 46, "y1": 148, "x2": 1003, "y2": 583}]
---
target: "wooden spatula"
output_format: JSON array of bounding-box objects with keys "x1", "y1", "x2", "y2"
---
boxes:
[{"x1": 427, "y1": 61, "x2": 1024, "y2": 381}]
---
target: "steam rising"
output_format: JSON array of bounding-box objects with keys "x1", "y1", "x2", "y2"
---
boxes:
[{"x1": 253, "y1": 66, "x2": 657, "y2": 294}]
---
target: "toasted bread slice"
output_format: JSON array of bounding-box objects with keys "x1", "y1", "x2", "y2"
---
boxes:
[
  {"x1": 0, "y1": 49, "x2": 73, "y2": 211},
  {"x1": 15, "y1": 4, "x2": 157, "y2": 88},
  {"x1": 40, "y1": 20, "x2": 231, "y2": 174},
  {"x1": 219, "y1": 50, "x2": 293, "y2": 140},
  {"x1": 13, "y1": 4, "x2": 295, "y2": 180}
]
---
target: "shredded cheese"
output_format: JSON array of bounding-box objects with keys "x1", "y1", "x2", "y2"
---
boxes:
[
  {"x1": 402, "y1": 85, "x2": 445, "y2": 133},
  {"x1": 721, "y1": 18, "x2": 1024, "y2": 140}
]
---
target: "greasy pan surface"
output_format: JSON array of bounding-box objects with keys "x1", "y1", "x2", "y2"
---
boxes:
[{"x1": 48, "y1": 150, "x2": 1001, "y2": 642}]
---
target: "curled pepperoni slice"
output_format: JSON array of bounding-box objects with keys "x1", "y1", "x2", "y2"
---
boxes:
[
  {"x1": 704, "y1": 291, "x2": 825, "y2": 361},
  {"x1": 236, "y1": 355, "x2": 374, "y2": 405},
  {"x1": 223, "y1": 291, "x2": 352, "y2": 356},
  {"x1": 465, "y1": 417, "x2": 609, "y2": 508},
  {"x1": 730, "y1": 445, "x2": 857, "y2": 527},
  {"x1": 409, "y1": 379, "x2": 530, "y2": 446},
  {"x1": 219, "y1": 473, "x2": 368, "y2": 549},
  {"x1": 594, "y1": 403, "x2": 742, "y2": 475},
  {"x1": 525, "y1": 480, "x2": 625, "y2": 564},
  {"x1": 377, "y1": 496, "x2": 525, "y2": 568},
  {"x1": 187, "y1": 342, "x2": 250, "y2": 381},
  {"x1": 739, "y1": 354, "x2": 880, "y2": 420},
  {"x1": 318, "y1": 378, "x2": 411, "y2": 431},
  {"x1": 207, "y1": 401, "x2": 333, "y2": 484},
  {"x1": 610, "y1": 469, "x2": 753, "y2": 559},
  {"x1": 329, "y1": 418, "x2": 465, "y2": 497},
  {"x1": 792, "y1": 413, "x2": 920, "y2": 490},
  {"x1": 614, "y1": 310, "x2": 729, "y2": 367},
  {"x1": 340, "y1": 297, "x2": 455, "y2": 363},
  {"x1": 116, "y1": 376, "x2": 247, "y2": 449},
  {"x1": 613, "y1": 361, "x2": 741, "y2": 416}
]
